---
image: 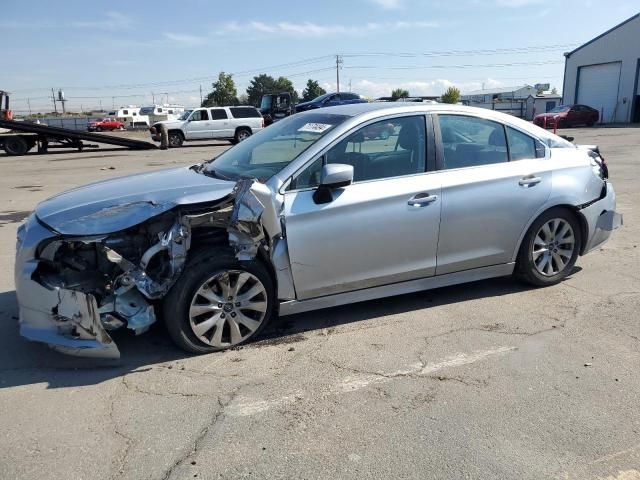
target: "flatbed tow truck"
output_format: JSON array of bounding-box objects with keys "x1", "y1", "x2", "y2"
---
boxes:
[{"x1": 0, "y1": 90, "x2": 157, "y2": 156}]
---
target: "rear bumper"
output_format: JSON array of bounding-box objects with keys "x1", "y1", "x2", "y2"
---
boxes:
[{"x1": 580, "y1": 181, "x2": 623, "y2": 254}]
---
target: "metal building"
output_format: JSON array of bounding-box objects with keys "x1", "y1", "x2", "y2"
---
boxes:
[{"x1": 562, "y1": 13, "x2": 640, "y2": 124}]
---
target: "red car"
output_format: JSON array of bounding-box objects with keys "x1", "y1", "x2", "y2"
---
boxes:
[
  {"x1": 87, "y1": 118, "x2": 125, "y2": 132},
  {"x1": 533, "y1": 104, "x2": 599, "y2": 129}
]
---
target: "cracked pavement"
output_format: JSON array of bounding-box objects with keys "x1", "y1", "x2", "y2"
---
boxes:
[{"x1": 0, "y1": 129, "x2": 639, "y2": 479}]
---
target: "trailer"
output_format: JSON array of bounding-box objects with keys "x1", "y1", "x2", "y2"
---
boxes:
[
  {"x1": 0, "y1": 118, "x2": 157, "y2": 156},
  {"x1": 0, "y1": 90, "x2": 156, "y2": 156}
]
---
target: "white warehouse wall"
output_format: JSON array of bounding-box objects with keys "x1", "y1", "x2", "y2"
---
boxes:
[{"x1": 563, "y1": 14, "x2": 640, "y2": 123}]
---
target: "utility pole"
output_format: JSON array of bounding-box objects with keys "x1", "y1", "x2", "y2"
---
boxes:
[
  {"x1": 51, "y1": 88, "x2": 58, "y2": 114},
  {"x1": 349, "y1": 79, "x2": 352, "y2": 92},
  {"x1": 335, "y1": 55, "x2": 343, "y2": 93},
  {"x1": 152, "y1": 92, "x2": 155, "y2": 104},
  {"x1": 199, "y1": 85, "x2": 203, "y2": 105},
  {"x1": 112, "y1": 97, "x2": 115, "y2": 109},
  {"x1": 27, "y1": 98, "x2": 32, "y2": 116}
]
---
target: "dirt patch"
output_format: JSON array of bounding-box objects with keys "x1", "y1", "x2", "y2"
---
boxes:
[{"x1": 13, "y1": 185, "x2": 43, "y2": 189}]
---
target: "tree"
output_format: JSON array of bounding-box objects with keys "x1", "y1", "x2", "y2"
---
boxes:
[
  {"x1": 246, "y1": 74, "x2": 299, "y2": 106},
  {"x1": 302, "y1": 79, "x2": 326, "y2": 101},
  {"x1": 551, "y1": 87, "x2": 558, "y2": 95},
  {"x1": 202, "y1": 71, "x2": 237, "y2": 107},
  {"x1": 391, "y1": 88, "x2": 409, "y2": 100},
  {"x1": 440, "y1": 86, "x2": 461, "y2": 104},
  {"x1": 273, "y1": 76, "x2": 299, "y2": 104}
]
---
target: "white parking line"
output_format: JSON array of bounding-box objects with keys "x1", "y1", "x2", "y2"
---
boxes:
[{"x1": 227, "y1": 346, "x2": 516, "y2": 417}]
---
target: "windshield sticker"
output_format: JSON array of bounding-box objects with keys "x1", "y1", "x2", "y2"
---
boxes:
[{"x1": 298, "y1": 123, "x2": 333, "y2": 134}]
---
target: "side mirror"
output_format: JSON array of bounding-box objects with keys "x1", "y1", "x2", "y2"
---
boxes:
[{"x1": 313, "y1": 164, "x2": 353, "y2": 204}]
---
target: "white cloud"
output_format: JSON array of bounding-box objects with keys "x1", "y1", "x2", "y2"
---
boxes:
[
  {"x1": 71, "y1": 11, "x2": 133, "y2": 30},
  {"x1": 217, "y1": 20, "x2": 438, "y2": 37},
  {"x1": 163, "y1": 32, "x2": 206, "y2": 46},
  {"x1": 369, "y1": 0, "x2": 404, "y2": 9},
  {"x1": 319, "y1": 78, "x2": 504, "y2": 99}
]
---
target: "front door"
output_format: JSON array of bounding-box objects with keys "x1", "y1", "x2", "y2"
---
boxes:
[
  {"x1": 434, "y1": 114, "x2": 552, "y2": 274},
  {"x1": 184, "y1": 109, "x2": 211, "y2": 139},
  {"x1": 283, "y1": 115, "x2": 441, "y2": 300}
]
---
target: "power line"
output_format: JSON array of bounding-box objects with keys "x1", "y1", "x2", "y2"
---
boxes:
[{"x1": 344, "y1": 60, "x2": 562, "y2": 70}]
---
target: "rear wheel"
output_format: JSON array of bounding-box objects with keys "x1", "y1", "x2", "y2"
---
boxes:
[
  {"x1": 233, "y1": 128, "x2": 252, "y2": 144},
  {"x1": 3, "y1": 136, "x2": 29, "y2": 156},
  {"x1": 96, "y1": 127, "x2": 103, "y2": 132},
  {"x1": 516, "y1": 208, "x2": 581, "y2": 286},
  {"x1": 163, "y1": 250, "x2": 275, "y2": 354},
  {"x1": 118, "y1": 125, "x2": 125, "y2": 131},
  {"x1": 168, "y1": 131, "x2": 184, "y2": 147}
]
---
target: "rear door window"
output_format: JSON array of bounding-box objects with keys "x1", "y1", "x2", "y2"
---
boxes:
[
  {"x1": 210, "y1": 109, "x2": 228, "y2": 120},
  {"x1": 506, "y1": 126, "x2": 537, "y2": 160},
  {"x1": 438, "y1": 115, "x2": 508, "y2": 169}
]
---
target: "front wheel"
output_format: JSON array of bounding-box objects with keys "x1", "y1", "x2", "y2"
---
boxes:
[
  {"x1": 168, "y1": 132, "x2": 184, "y2": 147},
  {"x1": 163, "y1": 250, "x2": 275, "y2": 354},
  {"x1": 516, "y1": 208, "x2": 582, "y2": 287}
]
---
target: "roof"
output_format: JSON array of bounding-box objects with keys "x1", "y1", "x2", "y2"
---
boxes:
[
  {"x1": 565, "y1": 13, "x2": 640, "y2": 57},
  {"x1": 528, "y1": 94, "x2": 563, "y2": 99},
  {"x1": 462, "y1": 85, "x2": 533, "y2": 96}
]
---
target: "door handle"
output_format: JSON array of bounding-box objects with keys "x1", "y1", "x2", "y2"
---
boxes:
[
  {"x1": 519, "y1": 175, "x2": 542, "y2": 187},
  {"x1": 408, "y1": 193, "x2": 438, "y2": 207}
]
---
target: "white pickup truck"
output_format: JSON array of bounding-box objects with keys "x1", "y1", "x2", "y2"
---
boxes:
[{"x1": 150, "y1": 106, "x2": 264, "y2": 147}]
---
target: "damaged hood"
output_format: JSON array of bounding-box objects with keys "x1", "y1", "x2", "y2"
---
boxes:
[{"x1": 36, "y1": 166, "x2": 235, "y2": 235}]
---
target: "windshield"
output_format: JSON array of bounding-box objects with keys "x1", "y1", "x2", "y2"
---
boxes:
[
  {"x1": 549, "y1": 105, "x2": 570, "y2": 113},
  {"x1": 204, "y1": 112, "x2": 349, "y2": 181},
  {"x1": 260, "y1": 96, "x2": 272, "y2": 110},
  {"x1": 178, "y1": 110, "x2": 192, "y2": 120}
]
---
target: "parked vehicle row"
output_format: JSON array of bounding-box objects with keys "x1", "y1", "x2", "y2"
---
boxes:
[{"x1": 16, "y1": 103, "x2": 621, "y2": 358}]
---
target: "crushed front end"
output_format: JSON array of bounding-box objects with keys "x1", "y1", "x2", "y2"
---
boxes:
[{"x1": 14, "y1": 177, "x2": 289, "y2": 359}]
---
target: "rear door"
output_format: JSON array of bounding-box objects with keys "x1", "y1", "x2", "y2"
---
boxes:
[
  {"x1": 209, "y1": 108, "x2": 232, "y2": 138},
  {"x1": 184, "y1": 109, "x2": 211, "y2": 139},
  {"x1": 434, "y1": 114, "x2": 552, "y2": 274}
]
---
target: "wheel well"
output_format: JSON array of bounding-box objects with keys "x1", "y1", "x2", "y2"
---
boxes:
[
  {"x1": 235, "y1": 126, "x2": 252, "y2": 135},
  {"x1": 187, "y1": 228, "x2": 278, "y2": 290},
  {"x1": 168, "y1": 129, "x2": 184, "y2": 139},
  {"x1": 516, "y1": 205, "x2": 588, "y2": 261}
]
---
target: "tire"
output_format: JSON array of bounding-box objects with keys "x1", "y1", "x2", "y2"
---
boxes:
[
  {"x1": 163, "y1": 249, "x2": 275, "y2": 354},
  {"x1": 234, "y1": 128, "x2": 252, "y2": 144},
  {"x1": 168, "y1": 131, "x2": 184, "y2": 148},
  {"x1": 3, "y1": 136, "x2": 29, "y2": 156},
  {"x1": 516, "y1": 207, "x2": 582, "y2": 287},
  {"x1": 118, "y1": 125, "x2": 125, "y2": 131},
  {"x1": 96, "y1": 127, "x2": 103, "y2": 132}
]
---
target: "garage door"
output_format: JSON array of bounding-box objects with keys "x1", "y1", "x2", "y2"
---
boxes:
[{"x1": 577, "y1": 62, "x2": 621, "y2": 123}]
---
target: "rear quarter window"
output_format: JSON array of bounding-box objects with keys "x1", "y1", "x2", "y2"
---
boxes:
[{"x1": 230, "y1": 107, "x2": 261, "y2": 118}]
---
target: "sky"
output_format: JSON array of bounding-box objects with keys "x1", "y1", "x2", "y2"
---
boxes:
[{"x1": 3, "y1": 0, "x2": 638, "y2": 113}]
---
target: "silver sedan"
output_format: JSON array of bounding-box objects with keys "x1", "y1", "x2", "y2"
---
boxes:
[{"x1": 14, "y1": 103, "x2": 622, "y2": 358}]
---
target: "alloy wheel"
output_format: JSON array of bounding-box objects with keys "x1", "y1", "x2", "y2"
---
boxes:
[
  {"x1": 532, "y1": 218, "x2": 575, "y2": 276},
  {"x1": 189, "y1": 270, "x2": 268, "y2": 347}
]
